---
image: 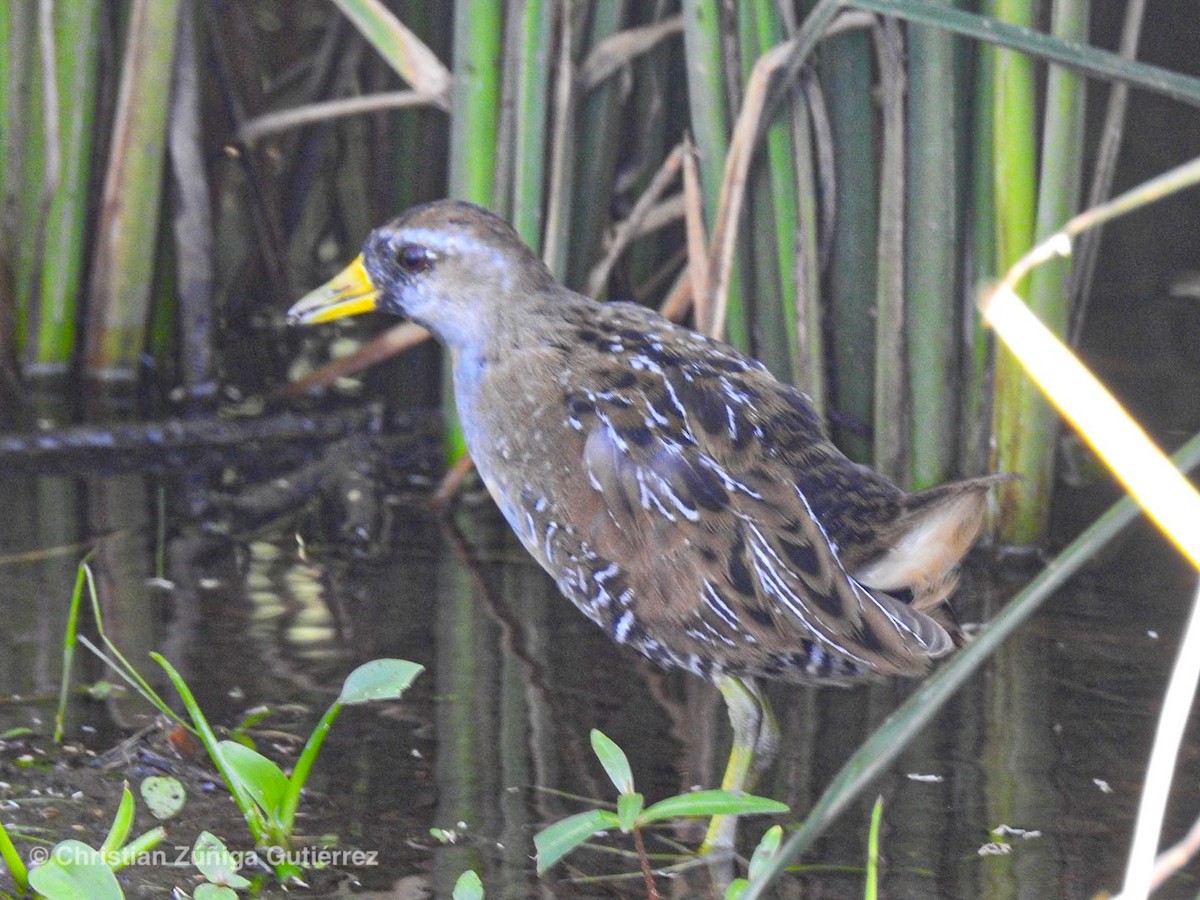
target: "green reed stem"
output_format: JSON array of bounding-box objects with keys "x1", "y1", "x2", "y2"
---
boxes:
[
  {"x1": 821, "y1": 28, "x2": 876, "y2": 462},
  {"x1": 682, "y1": 0, "x2": 748, "y2": 348},
  {"x1": 510, "y1": 0, "x2": 552, "y2": 248},
  {"x1": 83, "y1": 0, "x2": 180, "y2": 379},
  {"x1": 1011, "y1": 0, "x2": 1090, "y2": 528},
  {"x1": 444, "y1": 0, "x2": 503, "y2": 461},
  {"x1": 905, "y1": 0, "x2": 960, "y2": 488},
  {"x1": 988, "y1": 0, "x2": 1038, "y2": 541},
  {"x1": 564, "y1": 2, "x2": 625, "y2": 291}
]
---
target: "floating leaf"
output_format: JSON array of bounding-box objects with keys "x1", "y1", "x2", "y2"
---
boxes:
[
  {"x1": 28, "y1": 840, "x2": 122, "y2": 900},
  {"x1": 140, "y1": 776, "x2": 186, "y2": 820}
]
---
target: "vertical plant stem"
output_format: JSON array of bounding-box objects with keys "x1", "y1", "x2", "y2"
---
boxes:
[
  {"x1": 872, "y1": 18, "x2": 907, "y2": 483},
  {"x1": 821, "y1": 26, "x2": 877, "y2": 462},
  {"x1": 988, "y1": 0, "x2": 1038, "y2": 540},
  {"x1": 448, "y1": 0, "x2": 502, "y2": 209},
  {"x1": 739, "y1": 0, "x2": 799, "y2": 379},
  {"x1": 53, "y1": 557, "x2": 90, "y2": 743},
  {"x1": 510, "y1": 0, "x2": 552, "y2": 248},
  {"x1": 169, "y1": 0, "x2": 217, "y2": 403},
  {"x1": 1008, "y1": 0, "x2": 1089, "y2": 533},
  {"x1": 682, "y1": 0, "x2": 747, "y2": 348},
  {"x1": 4, "y1": 1, "x2": 38, "y2": 369},
  {"x1": 681, "y1": 0, "x2": 729, "y2": 224},
  {"x1": 445, "y1": 0, "x2": 503, "y2": 460},
  {"x1": 564, "y1": 2, "x2": 625, "y2": 289},
  {"x1": 0, "y1": 818, "x2": 29, "y2": 892},
  {"x1": 963, "y1": 27, "x2": 996, "y2": 476},
  {"x1": 24, "y1": 0, "x2": 100, "y2": 375},
  {"x1": 791, "y1": 79, "x2": 826, "y2": 413},
  {"x1": 541, "y1": 3, "x2": 576, "y2": 280},
  {"x1": 905, "y1": 0, "x2": 959, "y2": 488},
  {"x1": 84, "y1": 0, "x2": 181, "y2": 380},
  {"x1": 1067, "y1": 0, "x2": 1144, "y2": 341}
]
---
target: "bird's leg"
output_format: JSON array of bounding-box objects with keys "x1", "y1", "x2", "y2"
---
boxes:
[{"x1": 700, "y1": 675, "x2": 780, "y2": 854}]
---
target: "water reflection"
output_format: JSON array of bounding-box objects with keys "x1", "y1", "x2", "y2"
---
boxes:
[{"x1": 1, "y1": 471, "x2": 1198, "y2": 897}]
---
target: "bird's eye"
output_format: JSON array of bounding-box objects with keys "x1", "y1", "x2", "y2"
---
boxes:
[{"x1": 396, "y1": 243, "x2": 432, "y2": 274}]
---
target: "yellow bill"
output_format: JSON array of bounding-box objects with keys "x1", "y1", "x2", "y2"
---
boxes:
[{"x1": 287, "y1": 255, "x2": 380, "y2": 325}]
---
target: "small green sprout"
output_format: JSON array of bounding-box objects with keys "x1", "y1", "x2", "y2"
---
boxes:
[
  {"x1": 534, "y1": 729, "x2": 788, "y2": 880},
  {"x1": 191, "y1": 831, "x2": 251, "y2": 899}
]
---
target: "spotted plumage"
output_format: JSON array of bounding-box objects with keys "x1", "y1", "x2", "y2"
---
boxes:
[{"x1": 288, "y1": 199, "x2": 1002, "y2": 689}]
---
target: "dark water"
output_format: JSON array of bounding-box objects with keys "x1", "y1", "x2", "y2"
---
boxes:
[{"x1": 1, "y1": 469, "x2": 1198, "y2": 899}]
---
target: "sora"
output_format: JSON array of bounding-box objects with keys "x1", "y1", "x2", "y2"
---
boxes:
[{"x1": 289, "y1": 200, "x2": 1001, "y2": 851}]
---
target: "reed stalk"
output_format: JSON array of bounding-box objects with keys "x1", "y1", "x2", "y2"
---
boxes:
[
  {"x1": 2, "y1": 2, "x2": 99, "y2": 378},
  {"x1": 444, "y1": 0, "x2": 503, "y2": 461},
  {"x1": 564, "y1": 3, "x2": 626, "y2": 291},
  {"x1": 871, "y1": 18, "x2": 907, "y2": 483},
  {"x1": 682, "y1": 0, "x2": 747, "y2": 348},
  {"x1": 987, "y1": 0, "x2": 1038, "y2": 541},
  {"x1": 509, "y1": 0, "x2": 553, "y2": 248},
  {"x1": 790, "y1": 82, "x2": 826, "y2": 414},
  {"x1": 820, "y1": 26, "x2": 877, "y2": 463},
  {"x1": 83, "y1": 0, "x2": 181, "y2": 380},
  {"x1": 1011, "y1": 0, "x2": 1089, "y2": 526},
  {"x1": 964, "y1": 32, "x2": 997, "y2": 477},
  {"x1": 737, "y1": 1, "x2": 799, "y2": 380},
  {"x1": 905, "y1": 0, "x2": 959, "y2": 488}
]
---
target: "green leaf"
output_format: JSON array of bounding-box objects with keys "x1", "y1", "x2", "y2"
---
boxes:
[
  {"x1": 99, "y1": 785, "x2": 134, "y2": 854},
  {"x1": 140, "y1": 776, "x2": 186, "y2": 820},
  {"x1": 191, "y1": 831, "x2": 251, "y2": 889},
  {"x1": 589, "y1": 729, "x2": 634, "y2": 794},
  {"x1": 218, "y1": 740, "x2": 289, "y2": 817},
  {"x1": 452, "y1": 868, "x2": 484, "y2": 900},
  {"x1": 338, "y1": 659, "x2": 424, "y2": 705},
  {"x1": 28, "y1": 841, "x2": 123, "y2": 900},
  {"x1": 725, "y1": 824, "x2": 785, "y2": 898},
  {"x1": 616, "y1": 792, "x2": 643, "y2": 833},
  {"x1": 534, "y1": 808, "x2": 619, "y2": 874},
  {"x1": 748, "y1": 825, "x2": 783, "y2": 881},
  {"x1": 194, "y1": 884, "x2": 239, "y2": 900},
  {"x1": 639, "y1": 791, "x2": 788, "y2": 825}
]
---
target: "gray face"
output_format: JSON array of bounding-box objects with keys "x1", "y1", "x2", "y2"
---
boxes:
[{"x1": 357, "y1": 201, "x2": 553, "y2": 350}]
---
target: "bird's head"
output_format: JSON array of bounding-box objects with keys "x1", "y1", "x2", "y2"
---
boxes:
[{"x1": 287, "y1": 200, "x2": 554, "y2": 350}]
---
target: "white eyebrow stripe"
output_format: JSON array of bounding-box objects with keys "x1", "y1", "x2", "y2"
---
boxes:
[{"x1": 395, "y1": 227, "x2": 509, "y2": 269}]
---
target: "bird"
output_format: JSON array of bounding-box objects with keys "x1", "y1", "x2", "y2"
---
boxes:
[{"x1": 288, "y1": 199, "x2": 1002, "y2": 852}]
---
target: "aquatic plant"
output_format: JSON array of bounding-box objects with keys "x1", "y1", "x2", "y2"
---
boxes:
[
  {"x1": 534, "y1": 729, "x2": 787, "y2": 893},
  {"x1": 21, "y1": 785, "x2": 166, "y2": 900},
  {"x1": 154, "y1": 655, "x2": 423, "y2": 873}
]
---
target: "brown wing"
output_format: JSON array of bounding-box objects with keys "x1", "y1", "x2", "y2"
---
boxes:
[{"x1": 502, "y1": 303, "x2": 954, "y2": 683}]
